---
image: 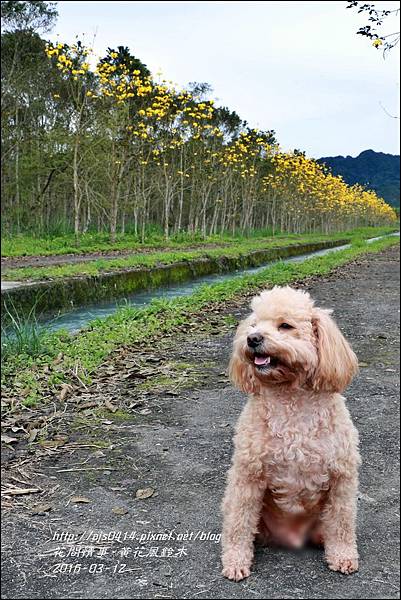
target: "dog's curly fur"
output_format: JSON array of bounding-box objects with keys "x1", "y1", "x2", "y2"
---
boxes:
[{"x1": 221, "y1": 286, "x2": 361, "y2": 581}]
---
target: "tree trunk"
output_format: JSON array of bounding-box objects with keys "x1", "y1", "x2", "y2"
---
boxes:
[
  {"x1": 73, "y1": 135, "x2": 80, "y2": 245},
  {"x1": 15, "y1": 106, "x2": 21, "y2": 233},
  {"x1": 110, "y1": 178, "x2": 118, "y2": 243}
]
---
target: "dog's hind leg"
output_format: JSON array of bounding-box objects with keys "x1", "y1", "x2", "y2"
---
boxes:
[
  {"x1": 255, "y1": 513, "x2": 272, "y2": 547},
  {"x1": 310, "y1": 525, "x2": 324, "y2": 547}
]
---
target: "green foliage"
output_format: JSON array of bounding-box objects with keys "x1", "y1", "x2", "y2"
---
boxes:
[
  {"x1": 318, "y1": 150, "x2": 400, "y2": 207},
  {"x1": 0, "y1": 232, "x2": 345, "y2": 280},
  {"x1": 2, "y1": 227, "x2": 397, "y2": 281},
  {"x1": 1, "y1": 1, "x2": 58, "y2": 33},
  {"x1": 2, "y1": 236, "x2": 398, "y2": 403},
  {"x1": 346, "y1": 1, "x2": 400, "y2": 55},
  {"x1": 2, "y1": 225, "x2": 396, "y2": 259},
  {"x1": 1, "y1": 20, "x2": 396, "y2": 239},
  {"x1": 1, "y1": 295, "x2": 47, "y2": 361}
]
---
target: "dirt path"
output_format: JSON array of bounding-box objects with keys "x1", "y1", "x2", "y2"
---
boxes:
[
  {"x1": 1, "y1": 242, "x2": 232, "y2": 271},
  {"x1": 1, "y1": 246, "x2": 400, "y2": 600}
]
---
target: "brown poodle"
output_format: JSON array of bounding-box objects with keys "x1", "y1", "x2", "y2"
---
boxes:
[{"x1": 221, "y1": 286, "x2": 361, "y2": 581}]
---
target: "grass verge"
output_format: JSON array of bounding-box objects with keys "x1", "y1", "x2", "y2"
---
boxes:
[
  {"x1": 1, "y1": 235, "x2": 398, "y2": 407},
  {"x1": 2, "y1": 226, "x2": 397, "y2": 260},
  {"x1": 2, "y1": 227, "x2": 397, "y2": 281},
  {"x1": 1, "y1": 295, "x2": 47, "y2": 361}
]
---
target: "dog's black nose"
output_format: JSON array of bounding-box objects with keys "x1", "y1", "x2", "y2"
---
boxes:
[{"x1": 247, "y1": 333, "x2": 263, "y2": 348}]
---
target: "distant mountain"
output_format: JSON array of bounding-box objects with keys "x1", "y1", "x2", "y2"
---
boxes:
[{"x1": 317, "y1": 149, "x2": 400, "y2": 207}]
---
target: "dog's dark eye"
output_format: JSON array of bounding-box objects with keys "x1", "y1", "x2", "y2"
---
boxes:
[{"x1": 279, "y1": 323, "x2": 294, "y2": 330}]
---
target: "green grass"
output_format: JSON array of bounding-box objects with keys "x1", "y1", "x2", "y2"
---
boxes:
[
  {"x1": 2, "y1": 233, "x2": 339, "y2": 280},
  {"x1": 1, "y1": 235, "x2": 398, "y2": 407},
  {"x1": 2, "y1": 227, "x2": 398, "y2": 281},
  {"x1": 1, "y1": 226, "x2": 397, "y2": 258},
  {"x1": 1, "y1": 295, "x2": 47, "y2": 362}
]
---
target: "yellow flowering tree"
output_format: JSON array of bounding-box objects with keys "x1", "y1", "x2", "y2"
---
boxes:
[
  {"x1": 40, "y1": 40, "x2": 397, "y2": 240},
  {"x1": 45, "y1": 40, "x2": 93, "y2": 242}
]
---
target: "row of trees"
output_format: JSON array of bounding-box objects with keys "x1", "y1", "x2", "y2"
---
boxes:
[{"x1": 1, "y1": 2, "x2": 397, "y2": 241}]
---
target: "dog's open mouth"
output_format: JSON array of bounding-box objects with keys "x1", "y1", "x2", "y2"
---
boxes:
[{"x1": 253, "y1": 353, "x2": 279, "y2": 371}]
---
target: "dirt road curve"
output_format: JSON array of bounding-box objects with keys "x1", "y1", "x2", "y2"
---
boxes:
[
  {"x1": 1, "y1": 242, "x2": 231, "y2": 271},
  {"x1": 1, "y1": 245, "x2": 400, "y2": 599}
]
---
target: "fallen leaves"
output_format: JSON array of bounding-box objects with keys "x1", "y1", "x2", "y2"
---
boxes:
[
  {"x1": 53, "y1": 352, "x2": 64, "y2": 365},
  {"x1": 31, "y1": 503, "x2": 52, "y2": 515},
  {"x1": 55, "y1": 466, "x2": 116, "y2": 473},
  {"x1": 124, "y1": 369, "x2": 150, "y2": 380},
  {"x1": 135, "y1": 487, "x2": 155, "y2": 500},
  {"x1": 104, "y1": 399, "x2": 118, "y2": 413},
  {"x1": 1, "y1": 434, "x2": 17, "y2": 444},
  {"x1": 112, "y1": 507, "x2": 128, "y2": 515},
  {"x1": 1, "y1": 486, "x2": 41, "y2": 496},
  {"x1": 2, "y1": 407, "x2": 72, "y2": 448},
  {"x1": 70, "y1": 496, "x2": 91, "y2": 504},
  {"x1": 27, "y1": 428, "x2": 39, "y2": 443},
  {"x1": 59, "y1": 383, "x2": 73, "y2": 401},
  {"x1": 39, "y1": 436, "x2": 68, "y2": 449},
  {"x1": 78, "y1": 400, "x2": 98, "y2": 411}
]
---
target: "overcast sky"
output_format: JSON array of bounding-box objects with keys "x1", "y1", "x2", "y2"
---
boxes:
[{"x1": 51, "y1": 0, "x2": 400, "y2": 158}]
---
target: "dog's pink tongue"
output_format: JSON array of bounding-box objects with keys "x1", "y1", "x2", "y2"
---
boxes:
[{"x1": 254, "y1": 355, "x2": 270, "y2": 366}]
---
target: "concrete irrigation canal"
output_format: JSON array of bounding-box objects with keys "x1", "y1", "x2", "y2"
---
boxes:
[{"x1": 1, "y1": 234, "x2": 398, "y2": 334}]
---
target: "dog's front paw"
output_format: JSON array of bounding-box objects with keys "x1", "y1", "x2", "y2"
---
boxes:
[
  {"x1": 221, "y1": 547, "x2": 253, "y2": 581},
  {"x1": 326, "y1": 549, "x2": 359, "y2": 574},
  {"x1": 222, "y1": 563, "x2": 251, "y2": 582}
]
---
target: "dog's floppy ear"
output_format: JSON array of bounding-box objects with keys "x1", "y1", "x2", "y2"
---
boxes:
[
  {"x1": 312, "y1": 307, "x2": 359, "y2": 393},
  {"x1": 229, "y1": 351, "x2": 257, "y2": 394},
  {"x1": 228, "y1": 318, "x2": 258, "y2": 394}
]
